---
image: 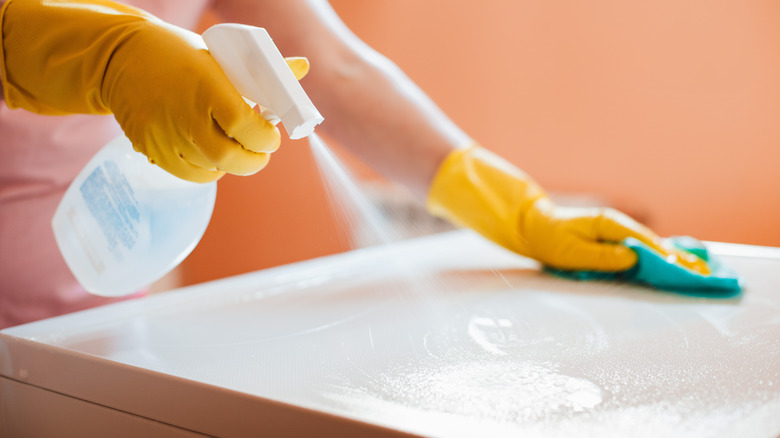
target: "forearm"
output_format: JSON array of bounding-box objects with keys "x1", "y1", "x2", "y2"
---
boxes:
[
  {"x1": 306, "y1": 42, "x2": 470, "y2": 197},
  {"x1": 212, "y1": 0, "x2": 470, "y2": 197}
]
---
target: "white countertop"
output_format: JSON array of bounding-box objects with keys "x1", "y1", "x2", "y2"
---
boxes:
[{"x1": 2, "y1": 231, "x2": 779, "y2": 437}]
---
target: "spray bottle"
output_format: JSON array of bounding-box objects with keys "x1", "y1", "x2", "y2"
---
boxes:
[{"x1": 52, "y1": 24, "x2": 324, "y2": 297}]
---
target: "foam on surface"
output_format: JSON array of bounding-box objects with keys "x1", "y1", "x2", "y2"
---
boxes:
[{"x1": 2, "y1": 231, "x2": 778, "y2": 437}]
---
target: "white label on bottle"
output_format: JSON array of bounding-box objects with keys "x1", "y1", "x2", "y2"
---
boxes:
[{"x1": 79, "y1": 161, "x2": 140, "y2": 262}]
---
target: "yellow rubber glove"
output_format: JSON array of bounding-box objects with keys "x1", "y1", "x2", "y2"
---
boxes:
[
  {"x1": 427, "y1": 145, "x2": 710, "y2": 274},
  {"x1": 0, "y1": 0, "x2": 307, "y2": 183}
]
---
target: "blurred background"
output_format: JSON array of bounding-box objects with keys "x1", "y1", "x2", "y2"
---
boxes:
[{"x1": 175, "y1": 0, "x2": 780, "y2": 288}]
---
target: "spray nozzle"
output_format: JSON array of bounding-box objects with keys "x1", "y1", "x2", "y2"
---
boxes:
[{"x1": 203, "y1": 23, "x2": 324, "y2": 140}]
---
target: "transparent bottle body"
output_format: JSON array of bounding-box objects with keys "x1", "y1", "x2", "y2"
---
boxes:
[{"x1": 52, "y1": 135, "x2": 216, "y2": 296}]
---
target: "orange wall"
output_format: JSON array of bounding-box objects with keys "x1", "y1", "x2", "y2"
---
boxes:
[{"x1": 182, "y1": 1, "x2": 780, "y2": 286}]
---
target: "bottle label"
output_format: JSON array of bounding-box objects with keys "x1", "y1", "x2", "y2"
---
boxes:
[{"x1": 79, "y1": 161, "x2": 141, "y2": 262}]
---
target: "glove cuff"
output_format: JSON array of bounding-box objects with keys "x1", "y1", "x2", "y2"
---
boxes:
[{"x1": 426, "y1": 144, "x2": 547, "y2": 255}]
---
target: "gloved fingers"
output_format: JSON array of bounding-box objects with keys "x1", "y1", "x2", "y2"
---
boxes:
[
  {"x1": 198, "y1": 46, "x2": 283, "y2": 155},
  {"x1": 154, "y1": 157, "x2": 226, "y2": 183},
  {"x1": 657, "y1": 239, "x2": 711, "y2": 275},
  {"x1": 210, "y1": 101, "x2": 282, "y2": 154},
  {"x1": 549, "y1": 238, "x2": 640, "y2": 272},
  {"x1": 192, "y1": 117, "x2": 272, "y2": 176},
  {"x1": 525, "y1": 205, "x2": 641, "y2": 271},
  {"x1": 173, "y1": 139, "x2": 221, "y2": 171},
  {"x1": 285, "y1": 57, "x2": 310, "y2": 80},
  {"x1": 588, "y1": 208, "x2": 660, "y2": 247},
  {"x1": 590, "y1": 208, "x2": 710, "y2": 275},
  {"x1": 130, "y1": 132, "x2": 225, "y2": 183}
]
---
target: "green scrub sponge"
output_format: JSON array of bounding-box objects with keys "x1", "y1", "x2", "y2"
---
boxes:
[{"x1": 547, "y1": 236, "x2": 742, "y2": 296}]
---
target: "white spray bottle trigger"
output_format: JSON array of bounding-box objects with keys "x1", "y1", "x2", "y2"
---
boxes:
[{"x1": 202, "y1": 23, "x2": 324, "y2": 140}]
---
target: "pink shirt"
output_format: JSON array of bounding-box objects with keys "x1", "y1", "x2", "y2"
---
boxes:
[{"x1": 0, "y1": 0, "x2": 209, "y2": 329}]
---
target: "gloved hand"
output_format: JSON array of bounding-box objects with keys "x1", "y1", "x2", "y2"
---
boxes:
[
  {"x1": 427, "y1": 145, "x2": 710, "y2": 274},
  {"x1": 0, "y1": 0, "x2": 308, "y2": 183}
]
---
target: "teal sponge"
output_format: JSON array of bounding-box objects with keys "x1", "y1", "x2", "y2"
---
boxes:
[{"x1": 547, "y1": 236, "x2": 743, "y2": 296}]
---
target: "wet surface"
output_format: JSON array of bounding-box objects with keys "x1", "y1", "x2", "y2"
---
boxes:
[{"x1": 4, "y1": 232, "x2": 780, "y2": 437}]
